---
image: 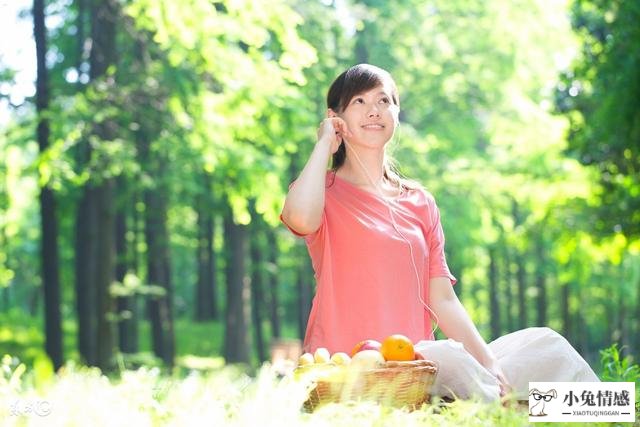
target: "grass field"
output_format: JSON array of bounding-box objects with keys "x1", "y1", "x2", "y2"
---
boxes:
[
  {"x1": 1, "y1": 310, "x2": 638, "y2": 426},
  {"x1": 1, "y1": 356, "x2": 638, "y2": 426}
]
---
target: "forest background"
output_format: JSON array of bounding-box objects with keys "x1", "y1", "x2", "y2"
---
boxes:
[{"x1": 0, "y1": 0, "x2": 639, "y2": 380}]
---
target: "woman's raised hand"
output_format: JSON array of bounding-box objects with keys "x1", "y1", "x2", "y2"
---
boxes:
[
  {"x1": 282, "y1": 117, "x2": 350, "y2": 235},
  {"x1": 317, "y1": 117, "x2": 352, "y2": 154}
]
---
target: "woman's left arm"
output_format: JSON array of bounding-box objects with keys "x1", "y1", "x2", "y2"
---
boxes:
[{"x1": 429, "y1": 276, "x2": 511, "y2": 396}]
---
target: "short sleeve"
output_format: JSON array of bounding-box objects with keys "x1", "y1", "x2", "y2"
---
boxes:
[
  {"x1": 279, "y1": 211, "x2": 325, "y2": 245},
  {"x1": 427, "y1": 197, "x2": 457, "y2": 286},
  {"x1": 280, "y1": 213, "x2": 306, "y2": 237}
]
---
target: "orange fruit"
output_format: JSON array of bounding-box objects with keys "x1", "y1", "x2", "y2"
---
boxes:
[{"x1": 380, "y1": 334, "x2": 415, "y2": 361}]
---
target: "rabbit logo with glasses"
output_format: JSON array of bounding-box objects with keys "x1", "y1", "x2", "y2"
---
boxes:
[{"x1": 529, "y1": 388, "x2": 558, "y2": 416}]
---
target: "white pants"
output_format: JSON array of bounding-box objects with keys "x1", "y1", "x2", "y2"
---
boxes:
[{"x1": 415, "y1": 327, "x2": 600, "y2": 401}]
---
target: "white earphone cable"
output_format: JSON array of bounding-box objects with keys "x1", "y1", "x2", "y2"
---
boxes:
[{"x1": 341, "y1": 138, "x2": 440, "y2": 338}]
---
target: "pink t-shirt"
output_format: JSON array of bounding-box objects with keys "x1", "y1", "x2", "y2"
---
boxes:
[{"x1": 282, "y1": 171, "x2": 456, "y2": 354}]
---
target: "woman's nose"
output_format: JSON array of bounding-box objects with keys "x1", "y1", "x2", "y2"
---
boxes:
[{"x1": 367, "y1": 105, "x2": 380, "y2": 117}]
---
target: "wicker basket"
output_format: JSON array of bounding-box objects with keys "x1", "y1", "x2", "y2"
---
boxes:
[{"x1": 297, "y1": 359, "x2": 438, "y2": 411}]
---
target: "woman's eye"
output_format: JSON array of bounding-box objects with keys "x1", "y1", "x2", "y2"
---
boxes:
[{"x1": 354, "y1": 98, "x2": 364, "y2": 104}]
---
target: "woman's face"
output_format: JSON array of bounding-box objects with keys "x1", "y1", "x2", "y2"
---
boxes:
[{"x1": 333, "y1": 83, "x2": 399, "y2": 149}]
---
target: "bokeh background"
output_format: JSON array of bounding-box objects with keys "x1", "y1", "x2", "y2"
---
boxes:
[{"x1": 1, "y1": 0, "x2": 639, "y2": 380}]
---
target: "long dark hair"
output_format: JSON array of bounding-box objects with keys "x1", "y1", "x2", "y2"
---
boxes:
[{"x1": 326, "y1": 64, "x2": 417, "y2": 190}]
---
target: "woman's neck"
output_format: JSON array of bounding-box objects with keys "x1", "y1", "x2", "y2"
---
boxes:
[
  {"x1": 338, "y1": 149, "x2": 385, "y2": 187},
  {"x1": 336, "y1": 148, "x2": 402, "y2": 197}
]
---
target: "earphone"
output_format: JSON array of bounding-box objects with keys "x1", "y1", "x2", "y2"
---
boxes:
[{"x1": 340, "y1": 136, "x2": 441, "y2": 338}]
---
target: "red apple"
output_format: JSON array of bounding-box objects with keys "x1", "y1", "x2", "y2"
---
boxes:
[
  {"x1": 350, "y1": 339, "x2": 382, "y2": 357},
  {"x1": 414, "y1": 352, "x2": 425, "y2": 360}
]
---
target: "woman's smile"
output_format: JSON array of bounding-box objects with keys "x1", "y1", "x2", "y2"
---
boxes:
[{"x1": 361, "y1": 123, "x2": 385, "y2": 130}]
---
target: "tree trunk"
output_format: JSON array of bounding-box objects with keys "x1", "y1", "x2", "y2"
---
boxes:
[
  {"x1": 223, "y1": 209, "x2": 250, "y2": 364},
  {"x1": 195, "y1": 173, "x2": 217, "y2": 321},
  {"x1": 617, "y1": 291, "x2": 628, "y2": 350},
  {"x1": 503, "y1": 246, "x2": 514, "y2": 332},
  {"x1": 132, "y1": 187, "x2": 143, "y2": 282},
  {"x1": 75, "y1": 186, "x2": 97, "y2": 364},
  {"x1": 0, "y1": 220, "x2": 8, "y2": 311},
  {"x1": 512, "y1": 201, "x2": 527, "y2": 329},
  {"x1": 249, "y1": 213, "x2": 266, "y2": 363},
  {"x1": 561, "y1": 281, "x2": 571, "y2": 339},
  {"x1": 73, "y1": 0, "x2": 95, "y2": 366},
  {"x1": 635, "y1": 276, "x2": 640, "y2": 357},
  {"x1": 34, "y1": 0, "x2": 63, "y2": 370},
  {"x1": 144, "y1": 183, "x2": 175, "y2": 366},
  {"x1": 535, "y1": 238, "x2": 547, "y2": 326},
  {"x1": 516, "y1": 251, "x2": 527, "y2": 329},
  {"x1": 1, "y1": 234, "x2": 9, "y2": 309},
  {"x1": 115, "y1": 183, "x2": 137, "y2": 353},
  {"x1": 488, "y1": 246, "x2": 500, "y2": 340},
  {"x1": 75, "y1": 0, "x2": 87, "y2": 87},
  {"x1": 29, "y1": 288, "x2": 40, "y2": 316},
  {"x1": 266, "y1": 228, "x2": 281, "y2": 338},
  {"x1": 94, "y1": 180, "x2": 116, "y2": 371},
  {"x1": 131, "y1": 36, "x2": 175, "y2": 365},
  {"x1": 575, "y1": 286, "x2": 588, "y2": 354},
  {"x1": 85, "y1": 0, "x2": 119, "y2": 373},
  {"x1": 206, "y1": 213, "x2": 218, "y2": 319},
  {"x1": 605, "y1": 297, "x2": 614, "y2": 345}
]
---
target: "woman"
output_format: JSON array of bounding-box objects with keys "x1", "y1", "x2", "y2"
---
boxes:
[{"x1": 281, "y1": 64, "x2": 598, "y2": 401}]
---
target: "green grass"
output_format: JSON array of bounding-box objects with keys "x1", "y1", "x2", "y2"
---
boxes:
[
  {"x1": 1, "y1": 356, "x2": 637, "y2": 426},
  {"x1": 0, "y1": 309, "x2": 298, "y2": 368},
  {"x1": 0, "y1": 309, "x2": 49, "y2": 366},
  {"x1": 138, "y1": 318, "x2": 224, "y2": 357},
  {"x1": 1, "y1": 313, "x2": 638, "y2": 425},
  {"x1": 0, "y1": 311, "x2": 226, "y2": 368}
]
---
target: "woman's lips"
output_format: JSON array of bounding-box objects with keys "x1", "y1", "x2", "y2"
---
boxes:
[{"x1": 361, "y1": 124, "x2": 385, "y2": 130}]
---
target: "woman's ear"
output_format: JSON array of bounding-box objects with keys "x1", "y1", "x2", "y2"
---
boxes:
[{"x1": 327, "y1": 108, "x2": 337, "y2": 118}]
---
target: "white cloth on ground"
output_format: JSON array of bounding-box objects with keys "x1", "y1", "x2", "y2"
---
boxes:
[{"x1": 415, "y1": 327, "x2": 600, "y2": 402}]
